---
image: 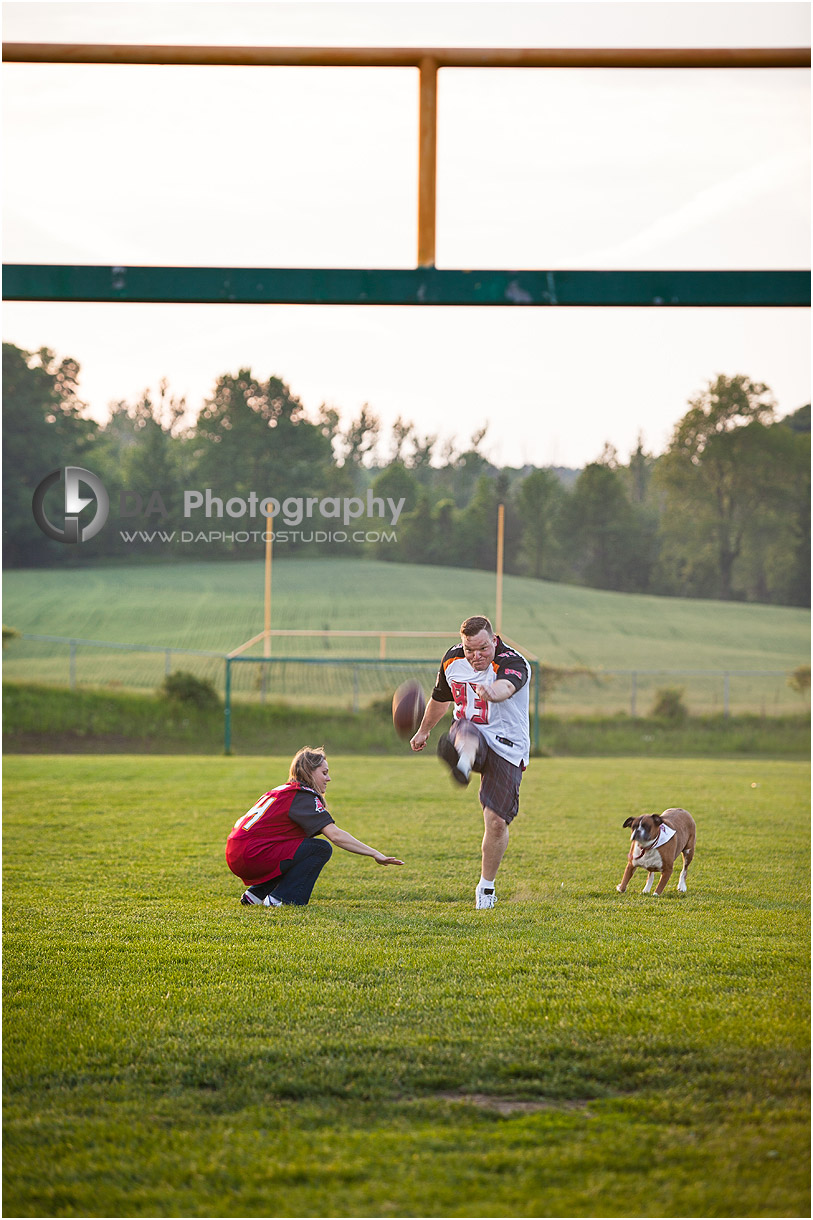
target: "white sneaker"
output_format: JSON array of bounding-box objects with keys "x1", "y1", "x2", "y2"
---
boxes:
[
  {"x1": 240, "y1": 890, "x2": 282, "y2": 907},
  {"x1": 475, "y1": 885, "x2": 497, "y2": 909}
]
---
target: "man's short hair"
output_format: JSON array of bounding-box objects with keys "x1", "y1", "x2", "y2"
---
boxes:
[
  {"x1": 289, "y1": 745, "x2": 327, "y2": 788},
  {"x1": 460, "y1": 615, "x2": 494, "y2": 639}
]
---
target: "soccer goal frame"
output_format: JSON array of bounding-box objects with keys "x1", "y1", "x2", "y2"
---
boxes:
[{"x1": 223, "y1": 651, "x2": 543, "y2": 756}]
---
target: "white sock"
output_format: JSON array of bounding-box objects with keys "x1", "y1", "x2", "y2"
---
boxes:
[
  {"x1": 263, "y1": 894, "x2": 283, "y2": 907},
  {"x1": 478, "y1": 875, "x2": 495, "y2": 890}
]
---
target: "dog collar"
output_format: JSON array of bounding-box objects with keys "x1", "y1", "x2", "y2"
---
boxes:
[{"x1": 633, "y1": 824, "x2": 677, "y2": 857}]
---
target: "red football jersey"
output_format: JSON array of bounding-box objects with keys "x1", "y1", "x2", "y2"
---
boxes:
[{"x1": 225, "y1": 780, "x2": 334, "y2": 886}]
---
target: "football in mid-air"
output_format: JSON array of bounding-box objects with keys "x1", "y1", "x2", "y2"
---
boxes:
[{"x1": 392, "y1": 680, "x2": 426, "y2": 740}]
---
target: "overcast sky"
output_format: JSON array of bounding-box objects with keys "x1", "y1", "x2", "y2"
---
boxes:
[{"x1": 2, "y1": 1, "x2": 810, "y2": 469}]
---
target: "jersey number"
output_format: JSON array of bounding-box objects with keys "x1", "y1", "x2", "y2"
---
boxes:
[
  {"x1": 233, "y1": 793, "x2": 276, "y2": 831},
  {"x1": 449, "y1": 680, "x2": 489, "y2": 725}
]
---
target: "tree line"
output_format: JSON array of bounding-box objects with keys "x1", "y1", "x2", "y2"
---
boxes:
[{"x1": 3, "y1": 341, "x2": 809, "y2": 607}]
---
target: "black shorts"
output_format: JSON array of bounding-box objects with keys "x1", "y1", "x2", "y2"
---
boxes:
[{"x1": 449, "y1": 720, "x2": 525, "y2": 824}]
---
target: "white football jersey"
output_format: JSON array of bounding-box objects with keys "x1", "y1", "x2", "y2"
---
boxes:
[{"x1": 432, "y1": 638, "x2": 530, "y2": 766}]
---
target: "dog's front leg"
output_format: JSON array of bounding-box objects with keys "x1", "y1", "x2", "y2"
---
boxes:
[
  {"x1": 616, "y1": 859, "x2": 636, "y2": 892},
  {"x1": 653, "y1": 861, "x2": 674, "y2": 895},
  {"x1": 642, "y1": 871, "x2": 656, "y2": 893}
]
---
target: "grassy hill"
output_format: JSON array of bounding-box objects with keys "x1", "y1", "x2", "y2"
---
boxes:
[
  {"x1": 3, "y1": 560, "x2": 808, "y2": 717},
  {"x1": 3, "y1": 558, "x2": 809, "y2": 670}
]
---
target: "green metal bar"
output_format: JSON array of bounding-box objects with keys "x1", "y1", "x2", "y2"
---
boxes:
[
  {"x1": 224, "y1": 657, "x2": 232, "y2": 756},
  {"x1": 3, "y1": 265, "x2": 809, "y2": 307}
]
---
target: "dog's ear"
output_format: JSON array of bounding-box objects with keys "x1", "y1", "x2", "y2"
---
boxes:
[
  {"x1": 622, "y1": 817, "x2": 635, "y2": 828},
  {"x1": 652, "y1": 815, "x2": 663, "y2": 825}
]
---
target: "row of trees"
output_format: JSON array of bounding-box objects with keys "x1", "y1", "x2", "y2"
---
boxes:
[
  {"x1": 380, "y1": 385, "x2": 809, "y2": 607},
  {"x1": 3, "y1": 342, "x2": 809, "y2": 606}
]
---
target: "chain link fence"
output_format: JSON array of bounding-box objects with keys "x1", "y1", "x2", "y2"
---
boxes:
[
  {"x1": 5, "y1": 634, "x2": 225, "y2": 695},
  {"x1": 535, "y1": 665, "x2": 808, "y2": 718}
]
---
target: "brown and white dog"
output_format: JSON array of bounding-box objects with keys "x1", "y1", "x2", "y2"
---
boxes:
[{"x1": 616, "y1": 808, "x2": 696, "y2": 897}]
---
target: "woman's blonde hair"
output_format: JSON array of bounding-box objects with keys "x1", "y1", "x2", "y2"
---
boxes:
[{"x1": 289, "y1": 746, "x2": 327, "y2": 788}]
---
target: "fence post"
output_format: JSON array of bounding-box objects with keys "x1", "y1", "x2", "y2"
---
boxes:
[
  {"x1": 532, "y1": 660, "x2": 540, "y2": 753},
  {"x1": 69, "y1": 639, "x2": 77, "y2": 690},
  {"x1": 224, "y1": 658, "x2": 232, "y2": 755}
]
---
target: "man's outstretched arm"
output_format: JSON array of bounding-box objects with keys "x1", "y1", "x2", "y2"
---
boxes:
[{"x1": 410, "y1": 697, "x2": 449, "y2": 751}]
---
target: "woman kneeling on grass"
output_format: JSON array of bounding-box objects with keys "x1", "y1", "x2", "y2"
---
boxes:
[{"x1": 226, "y1": 746, "x2": 404, "y2": 907}]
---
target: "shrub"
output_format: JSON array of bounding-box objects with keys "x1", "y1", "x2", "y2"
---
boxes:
[
  {"x1": 651, "y1": 686, "x2": 688, "y2": 723},
  {"x1": 159, "y1": 670, "x2": 220, "y2": 710},
  {"x1": 787, "y1": 665, "x2": 811, "y2": 697}
]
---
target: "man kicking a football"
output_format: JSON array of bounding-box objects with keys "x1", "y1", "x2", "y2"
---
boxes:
[{"x1": 410, "y1": 615, "x2": 531, "y2": 909}]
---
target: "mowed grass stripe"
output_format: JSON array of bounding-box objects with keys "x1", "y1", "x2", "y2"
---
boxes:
[
  {"x1": 3, "y1": 755, "x2": 809, "y2": 1217},
  {"x1": 3, "y1": 558, "x2": 809, "y2": 668}
]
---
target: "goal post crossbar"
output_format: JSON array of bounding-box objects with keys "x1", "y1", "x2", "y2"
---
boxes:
[
  {"x1": 227, "y1": 629, "x2": 539, "y2": 661},
  {"x1": 228, "y1": 628, "x2": 459, "y2": 660}
]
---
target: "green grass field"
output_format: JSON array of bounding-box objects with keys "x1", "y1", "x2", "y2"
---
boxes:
[{"x1": 3, "y1": 753, "x2": 809, "y2": 1217}]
